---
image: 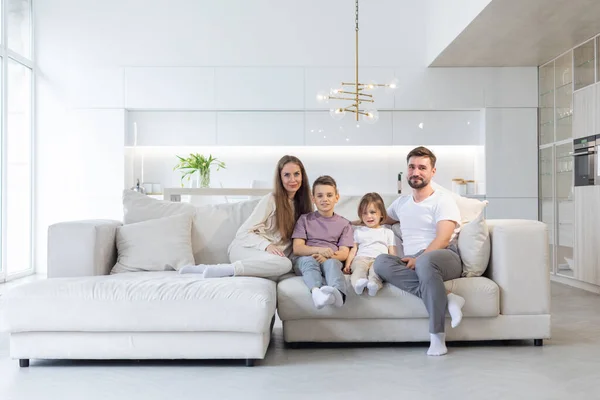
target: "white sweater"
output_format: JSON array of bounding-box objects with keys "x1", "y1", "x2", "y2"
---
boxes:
[{"x1": 229, "y1": 193, "x2": 291, "y2": 253}]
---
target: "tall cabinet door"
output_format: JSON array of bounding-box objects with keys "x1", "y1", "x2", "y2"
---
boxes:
[
  {"x1": 573, "y1": 85, "x2": 595, "y2": 140},
  {"x1": 555, "y1": 142, "x2": 574, "y2": 278},
  {"x1": 574, "y1": 186, "x2": 600, "y2": 285},
  {"x1": 539, "y1": 146, "x2": 555, "y2": 273}
]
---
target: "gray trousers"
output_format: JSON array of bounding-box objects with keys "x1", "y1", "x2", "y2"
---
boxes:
[
  {"x1": 373, "y1": 246, "x2": 462, "y2": 333},
  {"x1": 293, "y1": 256, "x2": 347, "y2": 297}
]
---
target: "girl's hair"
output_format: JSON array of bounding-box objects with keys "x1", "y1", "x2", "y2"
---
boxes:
[
  {"x1": 273, "y1": 155, "x2": 313, "y2": 241},
  {"x1": 357, "y1": 192, "x2": 387, "y2": 225}
]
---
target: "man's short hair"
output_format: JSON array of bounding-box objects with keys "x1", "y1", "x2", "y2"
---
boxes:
[
  {"x1": 406, "y1": 146, "x2": 437, "y2": 168},
  {"x1": 312, "y1": 175, "x2": 338, "y2": 194}
]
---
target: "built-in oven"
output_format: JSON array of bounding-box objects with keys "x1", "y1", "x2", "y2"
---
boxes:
[{"x1": 573, "y1": 135, "x2": 597, "y2": 186}]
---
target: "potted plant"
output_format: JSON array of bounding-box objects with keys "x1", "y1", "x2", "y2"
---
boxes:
[{"x1": 173, "y1": 153, "x2": 226, "y2": 188}]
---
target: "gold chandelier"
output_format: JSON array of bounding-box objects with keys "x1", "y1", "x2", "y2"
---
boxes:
[{"x1": 317, "y1": 0, "x2": 398, "y2": 123}]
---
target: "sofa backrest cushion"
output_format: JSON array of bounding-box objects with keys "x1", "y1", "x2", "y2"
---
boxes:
[{"x1": 123, "y1": 190, "x2": 260, "y2": 265}]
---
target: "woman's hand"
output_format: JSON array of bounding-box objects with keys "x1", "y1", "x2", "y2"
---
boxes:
[{"x1": 266, "y1": 244, "x2": 285, "y2": 257}]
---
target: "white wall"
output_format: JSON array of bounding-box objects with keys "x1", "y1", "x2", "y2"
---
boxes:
[
  {"x1": 35, "y1": 0, "x2": 538, "y2": 273},
  {"x1": 426, "y1": 0, "x2": 492, "y2": 65}
]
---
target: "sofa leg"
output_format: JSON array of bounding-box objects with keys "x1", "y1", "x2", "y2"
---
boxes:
[
  {"x1": 19, "y1": 359, "x2": 29, "y2": 368},
  {"x1": 534, "y1": 339, "x2": 543, "y2": 347},
  {"x1": 245, "y1": 358, "x2": 257, "y2": 367}
]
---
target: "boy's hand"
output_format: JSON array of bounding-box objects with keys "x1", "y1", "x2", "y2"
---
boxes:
[
  {"x1": 343, "y1": 265, "x2": 351, "y2": 274},
  {"x1": 318, "y1": 248, "x2": 334, "y2": 258},
  {"x1": 312, "y1": 254, "x2": 327, "y2": 264}
]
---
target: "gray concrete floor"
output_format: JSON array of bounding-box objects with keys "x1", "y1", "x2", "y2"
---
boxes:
[{"x1": 1, "y1": 281, "x2": 599, "y2": 400}]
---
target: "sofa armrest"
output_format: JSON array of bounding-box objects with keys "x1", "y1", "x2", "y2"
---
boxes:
[
  {"x1": 47, "y1": 220, "x2": 122, "y2": 278},
  {"x1": 486, "y1": 219, "x2": 550, "y2": 315}
]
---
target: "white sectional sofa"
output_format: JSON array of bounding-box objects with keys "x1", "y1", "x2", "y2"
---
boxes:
[{"x1": 0, "y1": 190, "x2": 551, "y2": 367}]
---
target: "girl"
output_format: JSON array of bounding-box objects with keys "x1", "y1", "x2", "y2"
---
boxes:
[
  {"x1": 343, "y1": 192, "x2": 396, "y2": 296},
  {"x1": 180, "y1": 155, "x2": 313, "y2": 278}
]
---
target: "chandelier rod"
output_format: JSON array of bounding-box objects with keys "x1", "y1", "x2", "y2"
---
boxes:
[{"x1": 355, "y1": 0, "x2": 359, "y2": 121}]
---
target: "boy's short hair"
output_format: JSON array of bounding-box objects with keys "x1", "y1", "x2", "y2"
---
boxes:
[
  {"x1": 312, "y1": 175, "x2": 338, "y2": 194},
  {"x1": 357, "y1": 192, "x2": 387, "y2": 224}
]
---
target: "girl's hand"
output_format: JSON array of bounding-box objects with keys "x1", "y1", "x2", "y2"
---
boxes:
[
  {"x1": 266, "y1": 244, "x2": 285, "y2": 257},
  {"x1": 343, "y1": 265, "x2": 351, "y2": 274}
]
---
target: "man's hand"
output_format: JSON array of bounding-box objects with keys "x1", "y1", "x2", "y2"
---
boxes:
[
  {"x1": 318, "y1": 248, "x2": 334, "y2": 258},
  {"x1": 266, "y1": 244, "x2": 285, "y2": 257},
  {"x1": 312, "y1": 254, "x2": 327, "y2": 264},
  {"x1": 401, "y1": 257, "x2": 416, "y2": 270}
]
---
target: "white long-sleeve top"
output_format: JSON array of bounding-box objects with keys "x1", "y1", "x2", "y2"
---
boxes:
[{"x1": 229, "y1": 193, "x2": 292, "y2": 253}]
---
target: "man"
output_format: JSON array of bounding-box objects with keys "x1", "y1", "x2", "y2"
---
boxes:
[{"x1": 373, "y1": 146, "x2": 465, "y2": 356}]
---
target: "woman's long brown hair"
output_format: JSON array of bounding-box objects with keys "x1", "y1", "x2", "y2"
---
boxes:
[{"x1": 274, "y1": 155, "x2": 312, "y2": 241}]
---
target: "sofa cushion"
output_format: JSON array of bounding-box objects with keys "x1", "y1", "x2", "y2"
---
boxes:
[
  {"x1": 123, "y1": 190, "x2": 260, "y2": 264},
  {"x1": 459, "y1": 209, "x2": 491, "y2": 277},
  {"x1": 276, "y1": 276, "x2": 499, "y2": 321},
  {"x1": 1, "y1": 272, "x2": 276, "y2": 334},
  {"x1": 111, "y1": 213, "x2": 195, "y2": 274}
]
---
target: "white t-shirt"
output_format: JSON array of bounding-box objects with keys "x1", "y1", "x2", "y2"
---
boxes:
[
  {"x1": 353, "y1": 226, "x2": 396, "y2": 258},
  {"x1": 387, "y1": 190, "x2": 461, "y2": 256}
]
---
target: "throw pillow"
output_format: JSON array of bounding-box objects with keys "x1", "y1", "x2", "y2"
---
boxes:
[
  {"x1": 431, "y1": 181, "x2": 487, "y2": 224},
  {"x1": 111, "y1": 213, "x2": 195, "y2": 274},
  {"x1": 458, "y1": 209, "x2": 491, "y2": 277}
]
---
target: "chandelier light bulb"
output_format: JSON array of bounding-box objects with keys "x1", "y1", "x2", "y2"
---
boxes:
[
  {"x1": 365, "y1": 80, "x2": 378, "y2": 91},
  {"x1": 385, "y1": 77, "x2": 399, "y2": 93},
  {"x1": 362, "y1": 108, "x2": 379, "y2": 124},
  {"x1": 316, "y1": 91, "x2": 330, "y2": 103},
  {"x1": 330, "y1": 108, "x2": 346, "y2": 121}
]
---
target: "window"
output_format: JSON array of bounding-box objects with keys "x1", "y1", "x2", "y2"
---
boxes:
[
  {"x1": 8, "y1": 0, "x2": 31, "y2": 58},
  {"x1": 0, "y1": 0, "x2": 33, "y2": 282}
]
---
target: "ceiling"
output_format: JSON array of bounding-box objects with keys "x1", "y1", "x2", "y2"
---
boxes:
[{"x1": 430, "y1": 0, "x2": 600, "y2": 67}]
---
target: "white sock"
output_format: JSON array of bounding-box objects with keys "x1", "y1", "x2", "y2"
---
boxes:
[
  {"x1": 447, "y1": 293, "x2": 466, "y2": 328},
  {"x1": 321, "y1": 286, "x2": 344, "y2": 307},
  {"x1": 202, "y1": 264, "x2": 235, "y2": 278},
  {"x1": 178, "y1": 264, "x2": 208, "y2": 275},
  {"x1": 367, "y1": 281, "x2": 380, "y2": 297},
  {"x1": 311, "y1": 288, "x2": 334, "y2": 309},
  {"x1": 354, "y1": 278, "x2": 369, "y2": 295},
  {"x1": 427, "y1": 333, "x2": 448, "y2": 356}
]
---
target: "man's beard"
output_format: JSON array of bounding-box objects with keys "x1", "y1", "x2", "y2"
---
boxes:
[{"x1": 408, "y1": 176, "x2": 429, "y2": 189}]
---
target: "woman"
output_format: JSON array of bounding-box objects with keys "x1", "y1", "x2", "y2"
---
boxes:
[{"x1": 180, "y1": 155, "x2": 312, "y2": 278}]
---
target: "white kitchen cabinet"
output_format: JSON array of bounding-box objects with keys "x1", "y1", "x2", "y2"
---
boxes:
[
  {"x1": 215, "y1": 68, "x2": 304, "y2": 110},
  {"x1": 393, "y1": 111, "x2": 482, "y2": 145},
  {"x1": 126, "y1": 111, "x2": 217, "y2": 146},
  {"x1": 216, "y1": 112, "x2": 304, "y2": 146},
  {"x1": 305, "y1": 111, "x2": 393, "y2": 146},
  {"x1": 124, "y1": 67, "x2": 215, "y2": 110},
  {"x1": 485, "y1": 108, "x2": 538, "y2": 198}
]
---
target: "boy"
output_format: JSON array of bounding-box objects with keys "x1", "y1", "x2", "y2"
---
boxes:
[{"x1": 292, "y1": 175, "x2": 354, "y2": 309}]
